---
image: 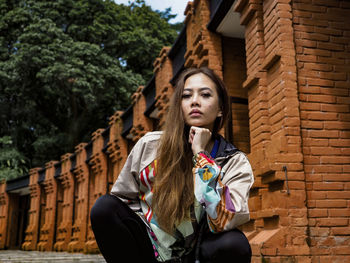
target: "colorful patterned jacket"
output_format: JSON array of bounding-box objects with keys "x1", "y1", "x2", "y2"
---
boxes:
[{"x1": 110, "y1": 131, "x2": 254, "y2": 261}]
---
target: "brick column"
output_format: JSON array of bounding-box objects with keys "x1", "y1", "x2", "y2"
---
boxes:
[
  {"x1": 235, "y1": 0, "x2": 309, "y2": 261},
  {"x1": 234, "y1": 2, "x2": 270, "y2": 250},
  {"x1": 68, "y1": 143, "x2": 89, "y2": 253},
  {"x1": 54, "y1": 153, "x2": 74, "y2": 251},
  {"x1": 153, "y1": 47, "x2": 174, "y2": 128},
  {"x1": 107, "y1": 112, "x2": 129, "y2": 187},
  {"x1": 85, "y1": 129, "x2": 108, "y2": 253},
  {"x1": 0, "y1": 180, "x2": 9, "y2": 249},
  {"x1": 184, "y1": 0, "x2": 223, "y2": 77},
  {"x1": 37, "y1": 161, "x2": 59, "y2": 251},
  {"x1": 22, "y1": 168, "x2": 41, "y2": 250},
  {"x1": 130, "y1": 86, "x2": 153, "y2": 141}
]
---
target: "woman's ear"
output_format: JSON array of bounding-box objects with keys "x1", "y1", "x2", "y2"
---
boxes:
[{"x1": 217, "y1": 110, "x2": 223, "y2": 117}]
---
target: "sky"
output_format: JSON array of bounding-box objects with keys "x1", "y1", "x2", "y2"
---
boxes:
[{"x1": 113, "y1": 0, "x2": 190, "y2": 23}]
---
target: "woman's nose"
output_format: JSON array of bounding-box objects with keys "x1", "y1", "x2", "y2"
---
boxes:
[{"x1": 191, "y1": 94, "x2": 200, "y2": 106}]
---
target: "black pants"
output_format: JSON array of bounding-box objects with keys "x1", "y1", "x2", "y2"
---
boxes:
[{"x1": 90, "y1": 194, "x2": 251, "y2": 263}]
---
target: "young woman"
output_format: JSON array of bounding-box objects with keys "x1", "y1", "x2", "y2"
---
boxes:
[{"x1": 91, "y1": 67, "x2": 254, "y2": 263}]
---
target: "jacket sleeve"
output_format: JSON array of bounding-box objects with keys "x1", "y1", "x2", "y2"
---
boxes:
[
  {"x1": 192, "y1": 151, "x2": 254, "y2": 232},
  {"x1": 110, "y1": 139, "x2": 143, "y2": 212}
]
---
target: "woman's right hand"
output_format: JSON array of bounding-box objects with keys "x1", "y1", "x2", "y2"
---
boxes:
[{"x1": 189, "y1": 126, "x2": 212, "y2": 155}]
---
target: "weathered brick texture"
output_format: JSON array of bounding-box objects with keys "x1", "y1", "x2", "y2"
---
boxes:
[
  {"x1": 53, "y1": 154, "x2": 74, "y2": 251},
  {"x1": 67, "y1": 143, "x2": 89, "y2": 253},
  {"x1": 22, "y1": 168, "x2": 41, "y2": 251},
  {"x1": 107, "y1": 112, "x2": 128, "y2": 189},
  {"x1": 184, "y1": 0, "x2": 223, "y2": 76},
  {"x1": 85, "y1": 129, "x2": 108, "y2": 253},
  {"x1": 37, "y1": 161, "x2": 59, "y2": 251},
  {"x1": 130, "y1": 86, "x2": 153, "y2": 140},
  {"x1": 294, "y1": 0, "x2": 350, "y2": 261},
  {"x1": 153, "y1": 47, "x2": 175, "y2": 128},
  {"x1": 233, "y1": 1, "x2": 309, "y2": 261}
]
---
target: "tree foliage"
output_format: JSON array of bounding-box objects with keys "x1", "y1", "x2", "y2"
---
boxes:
[
  {"x1": 0, "y1": 136, "x2": 29, "y2": 180},
  {"x1": 0, "y1": 0, "x2": 180, "y2": 177}
]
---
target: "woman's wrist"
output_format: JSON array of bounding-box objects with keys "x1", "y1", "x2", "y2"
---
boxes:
[
  {"x1": 193, "y1": 147, "x2": 205, "y2": 155},
  {"x1": 192, "y1": 150, "x2": 210, "y2": 165}
]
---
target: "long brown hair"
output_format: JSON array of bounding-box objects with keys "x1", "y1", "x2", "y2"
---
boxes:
[{"x1": 152, "y1": 67, "x2": 229, "y2": 233}]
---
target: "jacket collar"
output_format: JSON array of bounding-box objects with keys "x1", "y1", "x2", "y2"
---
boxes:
[{"x1": 215, "y1": 134, "x2": 238, "y2": 158}]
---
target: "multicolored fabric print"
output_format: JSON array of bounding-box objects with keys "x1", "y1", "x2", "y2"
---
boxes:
[
  {"x1": 137, "y1": 160, "x2": 202, "y2": 261},
  {"x1": 139, "y1": 160, "x2": 157, "y2": 223},
  {"x1": 193, "y1": 151, "x2": 236, "y2": 232}
]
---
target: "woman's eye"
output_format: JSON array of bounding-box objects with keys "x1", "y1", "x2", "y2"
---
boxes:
[
  {"x1": 202, "y1": 93, "x2": 211, "y2": 98},
  {"x1": 182, "y1": 94, "x2": 191, "y2": 99}
]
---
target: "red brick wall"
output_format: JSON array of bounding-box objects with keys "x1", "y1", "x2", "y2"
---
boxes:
[{"x1": 294, "y1": 0, "x2": 350, "y2": 261}]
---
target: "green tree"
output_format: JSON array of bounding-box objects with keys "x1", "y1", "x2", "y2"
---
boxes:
[
  {"x1": 0, "y1": 136, "x2": 28, "y2": 180},
  {"x1": 113, "y1": 0, "x2": 182, "y2": 79},
  {"x1": 0, "y1": 0, "x2": 180, "y2": 172}
]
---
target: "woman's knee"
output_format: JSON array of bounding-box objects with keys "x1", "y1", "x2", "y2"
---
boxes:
[
  {"x1": 221, "y1": 229, "x2": 251, "y2": 256},
  {"x1": 90, "y1": 194, "x2": 118, "y2": 224},
  {"x1": 201, "y1": 228, "x2": 251, "y2": 262}
]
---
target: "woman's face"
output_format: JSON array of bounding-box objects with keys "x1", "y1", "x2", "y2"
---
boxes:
[{"x1": 181, "y1": 73, "x2": 222, "y2": 131}]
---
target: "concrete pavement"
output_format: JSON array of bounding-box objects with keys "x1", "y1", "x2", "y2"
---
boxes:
[{"x1": 0, "y1": 250, "x2": 106, "y2": 263}]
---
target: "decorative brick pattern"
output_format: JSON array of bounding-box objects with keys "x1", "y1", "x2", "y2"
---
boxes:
[
  {"x1": 37, "y1": 161, "x2": 59, "y2": 251},
  {"x1": 22, "y1": 168, "x2": 41, "y2": 251},
  {"x1": 67, "y1": 143, "x2": 89, "y2": 253},
  {"x1": 53, "y1": 154, "x2": 74, "y2": 251},
  {"x1": 107, "y1": 112, "x2": 128, "y2": 188},
  {"x1": 130, "y1": 86, "x2": 153, "y2": 141},
  {"x1": 85, "y1": 129, "x2": 108, "y2": 253},
  {"x1": 154, "y1": 47, "x2": 174, "y2": 128},
  {"x1": 185, "y1": 0, "x2": 223, "y2": 76}
]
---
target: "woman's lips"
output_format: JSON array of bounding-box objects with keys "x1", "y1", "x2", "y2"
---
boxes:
[{"x1": 190, "y1": 110, "x2": 202, "y2": 116}]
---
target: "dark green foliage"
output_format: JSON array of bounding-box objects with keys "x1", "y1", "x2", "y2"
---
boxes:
[
  {"x1": 0, "y1": 0, "x2": 179, "y2": 176},
  {"x1": 0, "y1": 136, "x2": 28, "y2": 180}
]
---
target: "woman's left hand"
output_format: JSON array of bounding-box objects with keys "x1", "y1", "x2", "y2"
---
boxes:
[{"x1": 189, "y1": 126, "x2": 212, "y2": 155}]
